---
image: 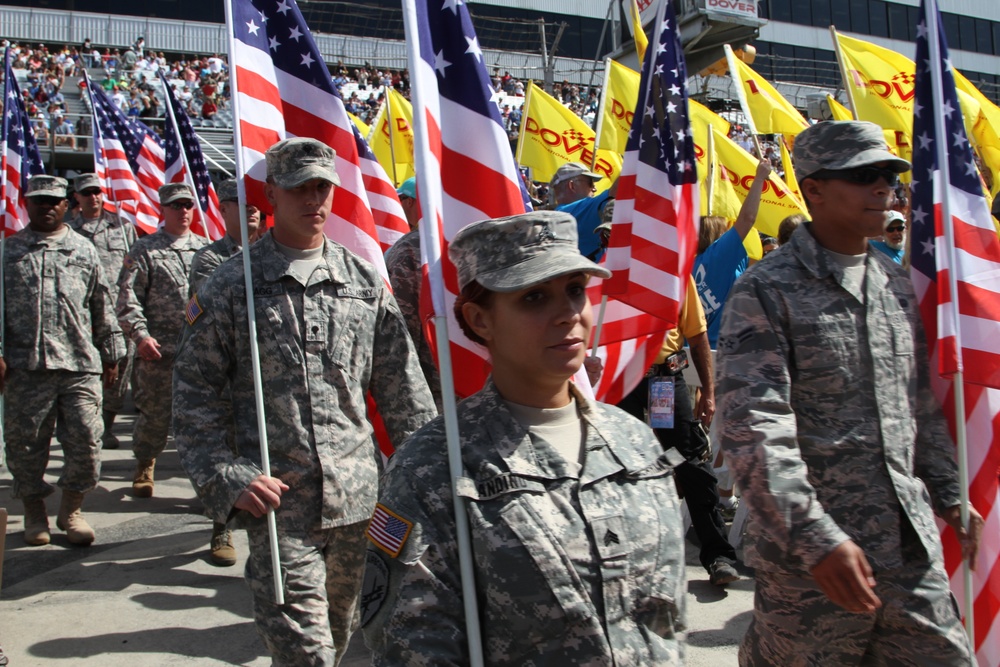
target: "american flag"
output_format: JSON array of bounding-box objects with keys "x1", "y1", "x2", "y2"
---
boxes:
[
  {"x1": 366, "y1": 504, "x2": 413, "y2": 558},
  {"x1": 403, "y1": 0, "x2": 533, "y2": 399},
  {"x1": 85, "y1": 75, "x2": 165, "y2": 234},
  {"x1": 226, "y1": 0, "x2": 408, "y2": 272},
  {"x1": 602, "y1": 0, "x2": 700, "y2": 331},
  {"x1": 910, "y1": 0, "x2": 1000, "y2": 662},
  {"x1": 2, "y1": 47, "x2": 45, "y2": 235},
  {"x1": 352, "y1": 121, "x2": 408, "y2": 251},
  {"x1": 158, "y1": 71, "x2": 225, "y2": 240}
]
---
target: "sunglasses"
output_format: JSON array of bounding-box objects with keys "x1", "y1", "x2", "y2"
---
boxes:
[
  {"x1": 30, "y1": 196, "x2": 65, "y2": 207},
  {"x1": 79, "y1": 188, "x2": 102, "y2": 197},
  {"x1": 885, "y1": 225, "x2": 905, "y2": 233},
  {"x1": 167, "y1": 201, "x2": 195, "y2": 210},
  {"x1": 809, "y1": 166, "x2": 900, "y2": 187}
]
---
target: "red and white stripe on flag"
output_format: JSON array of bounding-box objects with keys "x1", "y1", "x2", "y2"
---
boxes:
[
  {"x1": 911, "y1": 2, "x2": 1000, "y2": 662},
  {"x1": 2, "y1": 47, "x2": 45, "y2": 236},
  {"x1": 227, "y1": 0, "x2": 407, "y2": 276}
]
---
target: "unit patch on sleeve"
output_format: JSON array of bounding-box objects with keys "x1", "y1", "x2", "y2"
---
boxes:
[
  {"x1": 185, "y1": 294, "x2": 204, "y2": 326},
  {"x1": 366, "y1": 503, "x2": 413, "y2": 558}
]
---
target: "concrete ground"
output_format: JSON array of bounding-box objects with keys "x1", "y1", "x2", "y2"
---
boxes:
[{"x1": 0, "y1": 410, "x2": 752, "y2": 666}]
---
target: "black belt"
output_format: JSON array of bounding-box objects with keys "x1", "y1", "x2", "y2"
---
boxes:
[{"x1": 646, "y1": 349, "x2": 689, "y2": 377}]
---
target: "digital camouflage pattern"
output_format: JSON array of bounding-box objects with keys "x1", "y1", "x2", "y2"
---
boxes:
[
  {"x1": 791, "y1": 120, "x2": 910, "y2": 181},
  {"x1": 158, "y1": 182, "x2": 195, "y2": 205},
  {"x1": 448, "y1": 210, "x2": 609, "y2": 293},
  {"x1": 265, "y1": 137, "x2": 341, "y2": 188},
  {"x1": 117, "y1": 229, "x2": 206, "y2": 459},
  {"x1": 172, "y1": 232, "x2": 435, "y2": 664},
  {"x1": 26, "y1": 175, "x2": 68, "y2": 197},
  {"x1": 216, "y1": 178, "x2": 239, "y2": 202},
  {"x1": 715, "y1": 223, "x2": 971, "y2": 664},
  {"x1": 188, "y1": 233, "x2": 241, "y2": 298},
  {"x1": 2, "y1": 226, "x2": 124, "y2": 500},
  {"x1": 383, "y1": 228, "x2": 441, "y2": 409},
  {"x1": 362, "y1": 379, "x2": 686, "y2": 666}
]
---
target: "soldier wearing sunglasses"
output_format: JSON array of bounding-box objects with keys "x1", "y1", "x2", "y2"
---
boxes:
[
  {"x1": 68, "y1": 174, "x2": 138, "y2": 451},
  {"x1": 116, "y1": 183, "x2": 207, "y2": 499},
  {"x1": 716, "y1": 121, "x2": 980, "y2": 665}
]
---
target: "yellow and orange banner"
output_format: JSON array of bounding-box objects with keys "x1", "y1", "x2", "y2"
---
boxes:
[
  {"x1": 725, "y1": 44, "x2": 809, "y2": 136},
  {"x1": 597, "y1": 60, "x2": 641, "y2": 155},
  {"x1": 367, "y1": 89, "x2": 416, "y2": 186}
]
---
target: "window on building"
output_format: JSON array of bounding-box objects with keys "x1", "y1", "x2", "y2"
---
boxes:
[
  {"x1": 770, "y1": 0, "x2": 792, "y2": 22},
  {"x1": 791, "y1": 0, "x2": 812, "y2": 26},
  {"x1": 849, "y1": 0, "x2": 869, "y2": 33},
  {"x1": 868, "y1": 1, "x2": 889, "y2": 38},
  {"x1": 794, "y1": 46, "x2": 816, "y2": 84},
  {"x1": 831, "y1": 2, "x2": 850, "y2": 31},
  {"x1": 811, "y1": 0, "x2": 831, "y2": 28},
  {"x1": 942, "y1": 13, "x2": 961, "y2": 50},
  {"x1": 976, "y1": 19, "x2": 993, "y2": 55},
  {"x1": 994, "y1": 23, "x2": 1000, "y2": 56},
  {"x1": 887, "y1": 3, "x2": 910, "y2": 41},
  {"x1": 758, "y1": 0, "x2": 769, "y2": 20},
  {"x1": 959, "y1": 16, "x2": 976, "y2": 52}
]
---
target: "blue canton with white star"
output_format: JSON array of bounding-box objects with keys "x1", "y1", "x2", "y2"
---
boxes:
[{"x1": 3, "y1": 47, "x2": 45, "y2": 185}]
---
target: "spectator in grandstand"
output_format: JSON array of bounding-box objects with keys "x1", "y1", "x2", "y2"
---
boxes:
[
  {"x1": 694, "y1": 158, "x2": 771, "y2": 348},
  {"x1": 52, "y1": 113, "x2": 76, "y2": 150},
  {"x1": 551, "y1": 161, "x2": 617, "y2": 262},
  {"x1": 201, "y1": 95, "x2": 218, "y2": 121},
  {"x1": 869, "y1": 210, "x2": 907, "y2": 264},
  {"x1": 119, "y1": 45, "x2": 137, "y2": 79}
]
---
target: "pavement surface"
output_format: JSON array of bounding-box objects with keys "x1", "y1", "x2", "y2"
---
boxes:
[{"x1": 0, "y1": 409, "x2": 753, "y2": 666}]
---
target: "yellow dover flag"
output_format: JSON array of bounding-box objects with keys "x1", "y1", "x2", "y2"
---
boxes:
[
  {"x1": 348, "y1": 112, "x2": 370, "y2": 137},
  {"x1": 955, "y1": 70, "x2": 1000, "y2": 200},
  {"x1": 517, "y1": 81, "x2": 621, "y2": 190},
  {"x1": 727, "y1": 50, "x2": 809, "y2": 136},
  {"x1": 366, "y1": 89, "x2": 416, "y2": 187},
  {"x1": 598, "y1": 61, "x2": 641, "y2": 155}
]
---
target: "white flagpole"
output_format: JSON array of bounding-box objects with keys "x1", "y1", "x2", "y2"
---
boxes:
[
  {"x1": 224, "y1": 0, "x2": 284, "y2": 606},
  {"x1": 401, "y1": 1, "x2": 484, "y2": 663},
  {"x1": 707, "y1": 123, "x2": 716, "y2": 216},
  {"x1": 159, "y1": 72, "x2": 209, "y2": 239},
  {"x1": 925, "y1": 0, "x2": 974, "y2": 644}
]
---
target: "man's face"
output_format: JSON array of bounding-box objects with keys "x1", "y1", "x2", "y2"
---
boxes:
[
  {"x1": 162, "y1": 198, "x2": 195, "y2": 235},
  {"x1": 265, "y1": 178, "x2": 335, "y2": 248},
  {"x1": 74, "y1": 187, "x2": 103, "y2": 218},
  {"x1": 801, "y1": 163, "x2": 898, "y2": 252},
  {"x1": 564, "y1": 175, "x2": 597, "y2": 204},
  {"x1": 220, "y1": 200, "x2": 261, "y2": 241},
  {"x1": 398, "y1": 194, "x2": 419, "y2": 230},
  {"x1": 26, "y1": 195, "x2": 68, "y2": 234},
  {"x1": 884, "y1": 219, "x2": 906, "y2": 250}
]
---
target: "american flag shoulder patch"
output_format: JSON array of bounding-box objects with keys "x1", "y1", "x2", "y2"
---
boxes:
[
  {"x1": 185, "y1": 294, "x2": 204, "y2": 326},
  {"x1": 366, "y1": 503, "x2": 413, "y2": 558}
]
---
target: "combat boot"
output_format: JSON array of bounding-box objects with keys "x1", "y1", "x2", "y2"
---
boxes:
[
  {"x1": 101, "y1": 410, "x2": 120, "y2": 450},
  {"x1": 132, "y1": 458, "x2": 155, "y2": 498},
  {"x1": 22, "y1": 496, "x2": 50, "y2": 546},
  {"x1": 210, "y1": 522, "x2": 237, "y2": 566},
  {"x1": 56, "y1": 490, "x2": 95, "y2": 546}
]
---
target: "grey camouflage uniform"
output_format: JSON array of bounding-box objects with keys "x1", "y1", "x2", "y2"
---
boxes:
[
  {"x1": 68, "y1": 208, "x2": 137, "y2": 412},
  {"x1": 188, "y1": 233, "x2": 241, "y2": 298},
  {"x1": 172, "y1": 231, "x2": 436, "y2": 666},
  {"x1": 383, "y1": 228, "x2": 441, "y2": 408},
  {"x1": 3, "y1": 226, "x2": 126, "y2": 499},
  {"x1": 116, "y1": 229, "x2": 206, "y2": 461},
  {"x1": 715, "y1": 223, "x2": 972, "y2": 665},
  {"x1": 362, "y1": 379, "x2": 686, "y2": 666}
]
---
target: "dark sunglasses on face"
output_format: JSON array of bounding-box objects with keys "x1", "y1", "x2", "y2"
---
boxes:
[
  {"x1": 79, "y1": 188, "x2": 102, "y2": 197},
  {"x1": 168, "y1": 201, "x2": 195, "y2": 210},
  {"x1": 31, "y1": 196, "x2": 65, "y2": 207},
  {"x1": 886, "y1": 225, "x2": 905, "y2": 233},
  {"x1": 809, "y1": 166, "x2": 900, "y2": 187}
]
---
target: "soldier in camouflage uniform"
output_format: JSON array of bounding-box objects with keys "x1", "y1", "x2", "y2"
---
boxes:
[
  {"x1": 172, "y1": 138, "x2": 436, "y2": 666},
  {"x1": 187, "y1": 178, "x2": 263, "y2": 297},
  {"x1": 68, "y1": 173, "x2": 137, "y2": 450},
  {"x1": 3, "y1": 175, "x2": 126, "y2": 546},
  {"x1": 716, "y1": 121, "x2": 981, "y2": 665},
  {"x1": 383, "y1": 177, "x2": 441, "y2": 408},
  {"x1": 362, "y1": 211, "x2": 687, "y2": 665},
  {"x1": 116, "y1": 182, "x2": 207, "y2": 498}
]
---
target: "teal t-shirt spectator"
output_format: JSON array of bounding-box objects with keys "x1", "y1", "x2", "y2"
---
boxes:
[
  {"x1": 694, "y1": 227, "x2": 748, "y2": 347},
  {"x1": 557, "y1": 189, "x2": 612, "y2": 261},
  {"x1": 869, "y1": 239, "x2": 904, "y2": 263}
]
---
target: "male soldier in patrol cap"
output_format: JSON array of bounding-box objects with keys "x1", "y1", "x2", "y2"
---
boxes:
[
  {"x1": 68, "y1": 173, "x2": 137, "y2": 449},
  {"x1": 716, "y1": 120, "x2": 981, "y2": 665},
  {"x1": 172, "y1": 137, "x2": 436, "y2": 665},
  {"x1": 117, "y1": 182, "x2": 207, "y2": 498},
  {"x1": 186, "y1": 178, "x2": 262, "y2": 566},
  {"x1": 3, "y1": 175, "x2": 126, "y2": 546}
]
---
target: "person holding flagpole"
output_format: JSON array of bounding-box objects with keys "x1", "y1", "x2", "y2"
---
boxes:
[
  {"x1": 716, "y1": 120, "x2": 981, "y2": 665},
  {"x1": 172, "y1": 137, "x2": 436, "y2": 666},
  {"x1": 362, "y1": 210, "x2": 687, "y2": 665}
]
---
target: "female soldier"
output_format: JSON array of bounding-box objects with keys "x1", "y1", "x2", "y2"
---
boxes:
[{"x1": 361, "y1": 210, "x2": 687, "y2": 665}]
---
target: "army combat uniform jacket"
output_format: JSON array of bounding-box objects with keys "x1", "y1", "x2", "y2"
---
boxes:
[
  {"x1": 3, "y1": 227, "x2": 125, "y2": 372},
  {"x1": 188, "y1": 233, "x2": 241, "y2": 297},
  {"x1": 116, "y1": 229, "x2": 206, "y2": 357},
  {"x1": 172, "y1": 232, "x2": 437, "y2": 531},
  {"x1": 363, "y1": 380, "x2": 686, "y2": 666},
  {"x1": 715, "y1": 223, "x2": 961, "y2": 576},
  {"x1": 67, "y1": 209, "x2": 136, "y2": 287}
]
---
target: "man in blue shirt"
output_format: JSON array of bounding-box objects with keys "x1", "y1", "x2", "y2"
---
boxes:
[
  {"x1": 869, "y1": 210, "x2": 906, "y2": 264},
  {"x1": 552, "y1": 161, "x2": 617, "y2": 261}
]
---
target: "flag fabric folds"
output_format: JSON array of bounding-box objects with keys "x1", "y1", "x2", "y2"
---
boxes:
[
  {"x1": 367, "y1": 88, "x2": 417, "y2": 187},
  {"x1": 2, "y1": 48, "x2": 45, "y2": 235},
  {"x1": 158, "y1": 71, "x2": 225, "y2": 240},
  {"x1": 85, "y1": 75, "x2": 165, "y2": 235},
  {"x1": 597, "y1": 60, "x2": 641, "y2": 155},
  {"x1": 602, "y1": 0, "x2": 699, "y2": 331},
  {"x1": 227, "y1": 0, "x2": 407, "y2": 275},
  {"x1": 725, "y1": 46, "x2": 809, "y2": 136},
  {"x1": 910, "y1": 2, "x2": 1000, "y2": 662}
]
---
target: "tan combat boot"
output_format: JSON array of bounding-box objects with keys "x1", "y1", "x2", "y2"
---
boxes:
[
  {"x1": 210, "y1": 521, "x2": 237, "y2": 567},
  {"x1": 132, "y1": 459, "x2": 155, "y2": 498},
  {"x1": 56, "y1": 490, "x2": 95, "y2": 546},
  {"x1": 22, "y1": 496, "x2": 51, "y2": 546}
]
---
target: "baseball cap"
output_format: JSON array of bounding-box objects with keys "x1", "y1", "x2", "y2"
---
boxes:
[
  {"x1": 884, "y1": 210, "x2": 906, "y2": 229},
  {"x1": 550, "y1": 162, "x2": 603, "y2": 187},
  {"x1": 396, "y1": 176, "x2": 416, "y2": 199},
  {"x1": 793, "y1": 121, "x2": 911, "y2": 182}
]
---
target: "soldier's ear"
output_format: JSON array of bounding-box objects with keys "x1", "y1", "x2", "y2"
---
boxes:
[
  {"x1": 264, "y1": 181, "x2": 276, "y2": 207},
  {"x1": 461, "y1": 301, "x2": 494, "y2": 344}
]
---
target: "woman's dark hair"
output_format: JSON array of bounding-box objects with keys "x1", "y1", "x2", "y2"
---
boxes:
[{"x1": 453, "y1": 280, "x2": 494, "y2": 346}]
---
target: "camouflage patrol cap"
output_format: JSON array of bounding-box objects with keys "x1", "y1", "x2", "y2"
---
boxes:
[
  {"x1": 449, "y1": 210, "x2": 611, "y2": 293},
  {"x1": 265, "y1": 137, "x2": 341, "y2": 189},
  {"x1": 793, "y1": 120, "x2": 910, "y2": 181},
  {"x1": 74, "y1": 174, "x2": 102, "y2": 192},
  {"x1": 216, "y1": 178, "x2": 239, "y2": 202},
  {"x1": 158, "y1": 182, "x2": 196, "y2": 205},
  {"x1": 26, "y1": 175, "x2": 68, "y2": 198}
]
